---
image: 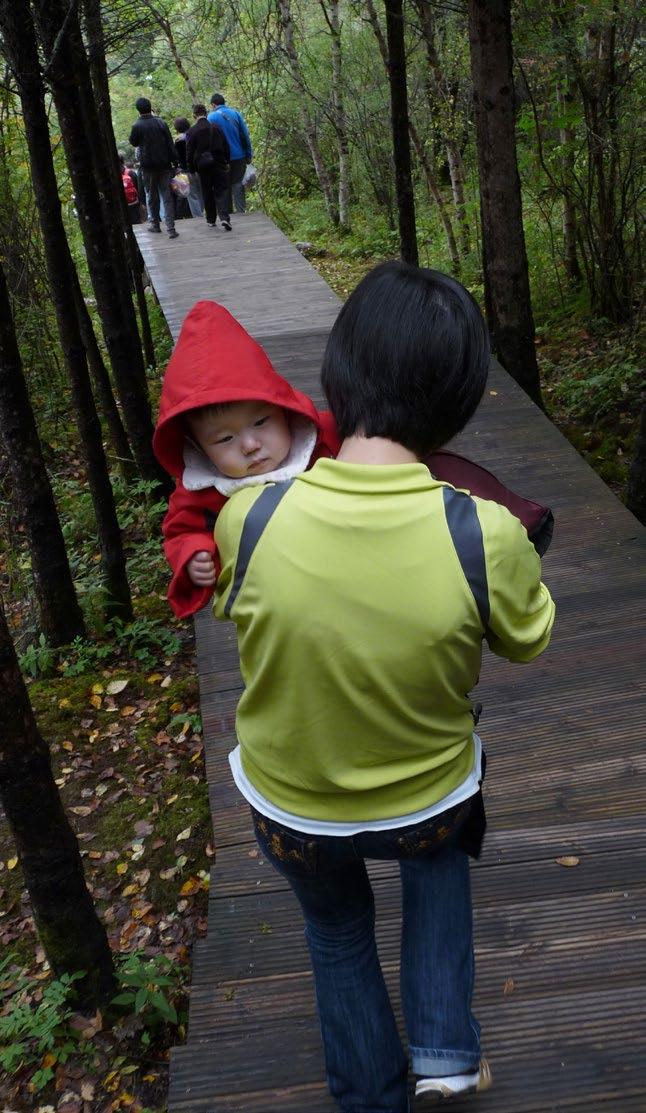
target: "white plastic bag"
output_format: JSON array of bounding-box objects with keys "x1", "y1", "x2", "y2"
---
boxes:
[
  {"x1": 242, "y1": 163, "x2": 258, "y2": 190},
  {"x1": 170, "y1": 172, "x2": 191, "y2": 198}
]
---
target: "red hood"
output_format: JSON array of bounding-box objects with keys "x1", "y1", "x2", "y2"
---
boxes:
[{"x1": 154, "y1": 300, "x2": 323, "y2": 477}]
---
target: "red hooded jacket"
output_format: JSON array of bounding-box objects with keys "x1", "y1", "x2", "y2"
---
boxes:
[
  {"x1": 153, "y1": 301, "x2": 340, "y2": 617},
  {"x1": 155, "y1": 301, "x2": 554, "y2": 619}
]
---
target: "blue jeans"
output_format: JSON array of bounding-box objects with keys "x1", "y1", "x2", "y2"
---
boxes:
[
  {"x1": 142, "y1": 167, "x2": 175, "y2": 231},
  {"x1": 251, "y1": 800, "x2": 480, "y2": 1113}
]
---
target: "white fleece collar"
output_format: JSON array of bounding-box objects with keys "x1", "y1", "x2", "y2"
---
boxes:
[{"x1": 182, "y1": 413, "x2": 318, "y2": 495}]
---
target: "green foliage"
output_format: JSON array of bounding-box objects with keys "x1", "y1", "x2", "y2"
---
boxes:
[
  {"x1": 104, "y1": 616, "x2": 181, "y2": 668},
  {"x1": 0, "y1": 957, "x2": 88, "y2": 1093},
  {"x1": 111, "y1": 952, "x2": 185, "y2": 1042},
  {"x1": 58, "y1": 635, "x2": 114, "y2": 677},
  {"x1": 19, "y1": 633, "x2": 58, "y2": 679},
  {"x1": 551, "y1": 355, "x2": 643, "y2": 423}
]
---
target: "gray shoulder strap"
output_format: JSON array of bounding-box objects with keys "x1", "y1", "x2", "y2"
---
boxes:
[
  {"x1": 224, "y1": 480, "x2": 294, "y2": 618},
  {"x1": 442, "y1": 487, "x2": 490, "y2": 629}
]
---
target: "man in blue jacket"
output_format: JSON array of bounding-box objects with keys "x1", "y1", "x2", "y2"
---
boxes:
[{"x1": 208, "y1": 93, "x2": 253, "y2": 213}]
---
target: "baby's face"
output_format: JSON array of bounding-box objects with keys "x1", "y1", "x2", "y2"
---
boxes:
[{"x1": 190, "y1": 401, "x2": 292, "y2": 479}]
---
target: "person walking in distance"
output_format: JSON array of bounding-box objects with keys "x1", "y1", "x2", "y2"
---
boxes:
[
  {"x1": 128, "y1": 97, "x2": 179, "y2": 239},
  {"x1": 208, "y1": 93, "x2": 252, "y2": 214},
  {"x1": 186, "y1": 105, "x2": 231, "y2": 231}
]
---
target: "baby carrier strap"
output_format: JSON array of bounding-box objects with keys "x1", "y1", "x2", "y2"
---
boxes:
[
  {"x1": 225, "y1": 479, "x2": 489, "y2": 631},
  {"x1": 224, "y1": 480, "x2": 294, "y2": 617},
  {"x1": 442, "y1": 487, "x2": 490, "y2": 630}
]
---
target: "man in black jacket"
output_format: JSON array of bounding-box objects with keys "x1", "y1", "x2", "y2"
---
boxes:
[
  {"x1": 129, "y1": 97, "x2": 179, "y2": 239},
  {"x1": 186, "y1": 105, "x2": 231, "y2": 230}
]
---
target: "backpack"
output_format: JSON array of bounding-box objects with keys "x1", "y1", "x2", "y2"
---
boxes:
[{"x1": 122, "y1": 169, "x2": 138, "y2": 205}]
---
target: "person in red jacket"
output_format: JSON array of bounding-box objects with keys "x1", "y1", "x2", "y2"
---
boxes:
[{"x1": 153, "y1": 300, "x2": 341, "y2": 618}]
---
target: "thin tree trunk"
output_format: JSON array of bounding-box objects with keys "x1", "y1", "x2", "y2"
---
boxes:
[
  {"x1": 626, "y1": 400, "x2": 646, "y2": 525},
  {"x1": 73, "y1": 280, "x2": 137, "y2": 481},
  {"x1": 413, "y1": 0, "x2": 470, "y2": 254},
  {"x1": 1, "y1": 0, "x2": 134, "y2": 620},
  {"x1": 32, "y1": 0, "x2": 168, "y2": 493},
  {"x1": 83, "y1": 0, "x2": 157, "y2": 371},
  {"x1": 277, "y1": 0, "x2": 339, "y2": 225},
  {"x1": 0, "y1": 265, "x2": 85, "y2": 646},
  {"x1": 384, "y1": 0, "x2": 418, "y2": 265},
  {"x1": 140, "y1": 2, "x2": 198, "y2": 100},
  {"x1": 0, "y1": 597, "x2": 115, "y2": 1007},
  {"x1": 322, "y1": 0, "x2": 351, "y2": 229},
  {"x1": 556, "y1": 80, "x2": 582, "y2": 285},
  {"x1": 409, "y1": 119, "x2": 460, "y2": 273},
  {"x1": 468, "y1": 0, "x2": 542, "y2": 406}
]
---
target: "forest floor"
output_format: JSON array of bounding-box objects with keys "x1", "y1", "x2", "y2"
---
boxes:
[{"x1": 0, "y1": 215, "x2": 642, "y2": 1113}]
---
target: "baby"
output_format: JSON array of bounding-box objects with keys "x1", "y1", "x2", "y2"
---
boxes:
[{"x1": 153, "y1": 300, "x2": 339, "y2": 617}]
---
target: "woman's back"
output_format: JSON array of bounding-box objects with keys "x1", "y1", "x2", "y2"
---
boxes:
[{"x1": 214, "y1": 458, "x2": 553, "y2": 822}]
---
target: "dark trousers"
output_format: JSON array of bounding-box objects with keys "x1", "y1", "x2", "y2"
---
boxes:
[
  {"x1": 228, "y1": 157, "x2": 247, "y2": 212},
  {"x1": 198, "y1": 164, "x2": 229, "y2": 225}
]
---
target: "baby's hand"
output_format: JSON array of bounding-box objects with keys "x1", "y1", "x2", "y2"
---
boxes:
[{"x1": 187, "y1": 551, "x2": 217, "y2": 587}]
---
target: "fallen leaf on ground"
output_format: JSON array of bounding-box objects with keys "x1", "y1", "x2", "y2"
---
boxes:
[
  {"x1": 555, "y1": 855, "x2": 580, "y2": 867},
  {"x1": 503, "y1": 977, "x2": 515, "y2": 996},
  {"x1": 176, "y1": 827, "x2": 191, "y2": 841},
  {"x1": 106, "y1": 679, "x2": 129, "y2": 695}
]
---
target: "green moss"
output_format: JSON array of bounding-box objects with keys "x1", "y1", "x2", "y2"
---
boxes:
[{"x1": 29, "y1": 675, "x2": 97, "y2": 738}]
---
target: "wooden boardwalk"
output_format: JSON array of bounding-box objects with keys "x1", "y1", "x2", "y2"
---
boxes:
[{"x1": 134, "y1": 215, "x2": 646, "y2": 1113}]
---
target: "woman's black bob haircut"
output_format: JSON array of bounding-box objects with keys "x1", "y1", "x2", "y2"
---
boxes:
[{"x1": 321, "y1": 261, "x2": 490, "y2": 456}]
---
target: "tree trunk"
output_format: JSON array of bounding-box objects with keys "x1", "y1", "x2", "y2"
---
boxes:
[
  {"x1": 413, "y1": 0, "x2": 470, "y2": 254},
  {"x1": 32, "y1": 0, "x2": 168, "y2": 494},
  {"x1": 140, "y1": 2, "x2": 198, "y2": 100},
  {"x1": 384, "y1": 0, "x2": 418, "y2": 265},
  {"x1": 1, "y1": 0, "x2": 134, "y2": 620},
  {"x1": 409, "y1": 119, "x2": 461, "y2": 273},
  {"x1": 0, "y1": 597, "x2": 115, "y2": 1007},
  {"x1": 73, "y1": 279, "x2": 137, "y2": 481},
  {"x1": 556, "y1": 80, "x2": 582, "y2": 285},
  {"x1": 322, "y1": 0, "x2": 351, "y2": 230},
  {"x1": 468, "y1": 0, "x2": 542, "y2": 406},
  {"x1": 626, "y1": 401, "x2": 646, "y2": 525},
  {"x1": 83, "y1": 0, "x2": 157, "y2": 372},
  {"x1": 0, "y1": 266, "x2": 85, "y2": 646},
  {"x1": 277, "y1": 0, "x2": 339, "y2": 225}
]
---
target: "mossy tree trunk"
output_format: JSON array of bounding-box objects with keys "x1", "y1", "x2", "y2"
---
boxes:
[
  {"x1": 0, "y1": 265, "x2": 85, "y2": 646},
  {"x1": 0, "y1": 597, "x2": 115, "y2": 1007},
  {"x1": 0, "y1": 0, "x2": 133, "y2": 620},
  {"x1": 468, "y1": 0, "x2": 543, "y2": 407}
]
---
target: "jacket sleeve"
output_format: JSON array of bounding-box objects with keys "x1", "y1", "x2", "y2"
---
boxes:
[
  {"x1": 186, "y1": 130, "x2": 195, "y2": 172},
  {"x1": 480, "y1": 502, "x2": 555, "y2": 664},
  {"x1": 128, "y1": 122, "x2": 140, "y2": 147},
  {"x1": 162, "y1": 482, "x2": 224, "y2": 619}
]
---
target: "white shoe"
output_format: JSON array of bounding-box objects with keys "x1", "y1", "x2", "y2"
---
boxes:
[{"x1": 414, "y1": 1059, "x2": 491, "y2": 1105}]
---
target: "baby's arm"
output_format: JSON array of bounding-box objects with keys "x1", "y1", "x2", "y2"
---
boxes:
[{"x1": 163, "y1": 483, "x2": 223, "y2": 618}]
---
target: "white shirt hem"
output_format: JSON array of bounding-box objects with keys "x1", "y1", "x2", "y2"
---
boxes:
[{"x1": 228, "y1": 734, "x2": 482, "y2": 836}]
